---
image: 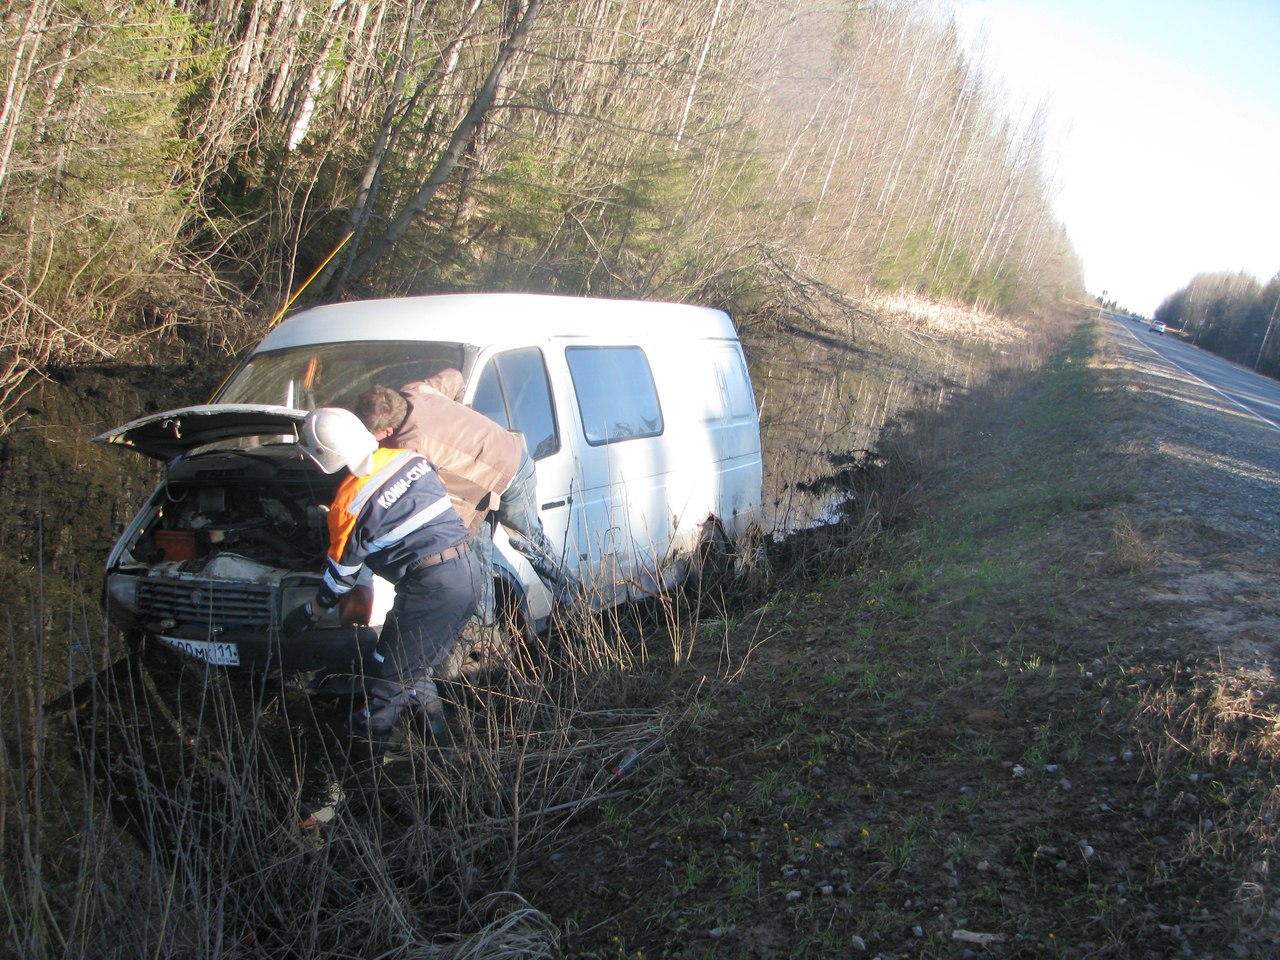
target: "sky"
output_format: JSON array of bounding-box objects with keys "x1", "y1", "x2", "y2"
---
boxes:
[{"x1": 951, "y1": 0, "x2": 1280, "y2": 317}]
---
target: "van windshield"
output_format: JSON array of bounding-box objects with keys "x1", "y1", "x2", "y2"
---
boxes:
[{"x1": 216, "y1": 342, "x2": 467, "y2": 410}]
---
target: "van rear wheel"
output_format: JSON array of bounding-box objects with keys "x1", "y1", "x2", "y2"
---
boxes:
[{"x1": 688, "y1": 518, "x2": 733, "y2": 611}]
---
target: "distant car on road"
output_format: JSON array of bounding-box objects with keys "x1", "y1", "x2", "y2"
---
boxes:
[{"x1": 1149, "y1": 321, "x2": 1166, "y2": 335}]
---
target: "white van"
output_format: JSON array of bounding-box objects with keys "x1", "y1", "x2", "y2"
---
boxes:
[{"x1": 94, "y1": 293, "x2": 763, "y2": 677}]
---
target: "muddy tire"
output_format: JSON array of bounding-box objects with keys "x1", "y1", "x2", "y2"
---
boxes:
[
  {"x1": 449, "y1": 587, "x2": 540, "y2": 680},
  {"x1": 686, "y1": 518, "x2": 733, "y2": 612}
]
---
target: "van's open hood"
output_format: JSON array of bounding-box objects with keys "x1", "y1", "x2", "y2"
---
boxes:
[{"x1": 91, "y1": 405, "x2": 308, "y2": 461}]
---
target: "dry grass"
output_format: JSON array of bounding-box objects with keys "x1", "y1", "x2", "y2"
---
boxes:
[
  {"x1": 1111, "y1": 510, "x2": 1163, "y2": 572},
  {"x1": 0, "y1": 569, "x2": 744, "y2": 958},
  {"x1": 1131, "y1": 668, "x2": 1280, "y2": 939},
  {"x1": 863, "y1": 292, "x2": 1030, "y2": 346}
]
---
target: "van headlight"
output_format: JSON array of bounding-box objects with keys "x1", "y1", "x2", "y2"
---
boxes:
[{"x1": 339, "y1": 585, "x2": 373, "y2": 626}]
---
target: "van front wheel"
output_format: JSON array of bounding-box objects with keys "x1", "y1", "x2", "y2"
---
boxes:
[{"x1": 446, "y1": 584, "x2": 540, "y2": 680}]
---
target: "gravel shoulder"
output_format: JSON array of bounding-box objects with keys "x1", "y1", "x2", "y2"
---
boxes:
[{"x1": 1100, "y1": 320, "x2": 1280, "y2": 677}]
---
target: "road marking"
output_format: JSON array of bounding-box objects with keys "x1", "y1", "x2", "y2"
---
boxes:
[{"x1": 1116, "y1": 321, "x2": 1280, "y2": 432}]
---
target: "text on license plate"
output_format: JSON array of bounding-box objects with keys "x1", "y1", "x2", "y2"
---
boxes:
[{"x1": 158, "y1": 635, "x2": 241, "y2": 667}]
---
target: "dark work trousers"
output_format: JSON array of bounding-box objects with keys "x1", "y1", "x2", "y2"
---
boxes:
[{"x1": 373, "y1": 548, "x2": 482, "y2": 681}]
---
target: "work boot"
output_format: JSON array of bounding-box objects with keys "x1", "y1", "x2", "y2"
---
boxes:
[
  {"x1": 352, "y1": 677, "x2": 409, "y2": 733},
  {"x1": 352, "y1": 674, "x2": 448, "y2": 747},
  {"x1": 405, "y1": 672, "x2": 449, "y2": 745}
]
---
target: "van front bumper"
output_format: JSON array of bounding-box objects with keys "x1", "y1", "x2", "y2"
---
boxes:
[{"x1": 141, "y1": 622, "x2": 379, "y2": 675}]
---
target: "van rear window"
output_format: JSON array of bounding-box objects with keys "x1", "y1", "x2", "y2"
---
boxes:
[{"x1": 566, "y1": 346, "x2": 663, "y2": 445}]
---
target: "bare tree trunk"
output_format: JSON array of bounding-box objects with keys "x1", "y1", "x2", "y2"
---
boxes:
[
  {"x1": 0, "y1": 0, "x2": 53, "y2": 196},
  {"x1": 675, "y1": 0, "x2": 728, "y2": 150},
  {"x1": 331, "y1": 0, "x2": 544, "y2": 294},
  {"x1": 339, "y1": 0, "x2": 432, "y2": 267}
]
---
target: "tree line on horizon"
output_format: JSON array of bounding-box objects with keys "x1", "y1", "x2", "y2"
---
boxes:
[
  {"x1": 0, "y1": 0, "x2": 1086, "y2": 432},
  {"x1": 1152, "y1": 271, "x2": 1280, "y2": 378}
]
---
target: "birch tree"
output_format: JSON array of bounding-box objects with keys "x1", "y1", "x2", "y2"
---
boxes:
[{"x1": 325, "y1": 0, "x2": 544, "y2": 294}]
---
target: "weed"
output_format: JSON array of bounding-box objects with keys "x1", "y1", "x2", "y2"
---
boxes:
[
  {"x1": 726, "y1": 860, "x2": 759, "y2": 902},
  {"x1": 749, "y1": 769, "x2": 790, "y2": 815},
  {"x1": 956, "y1": 786, "x2": 990, "y2": 813},
  {"x1": 872, "y1": 819, "x2": 922, "y2": 874},
  {"x1": 1112, "y1": 511, "x2": 1161, "y2": 572},
  {"x1": 858, "y1": 661, "x2": 888, "y2": 695},
  {"x1": 945, "y1": 831, "x2": 979, "y2": 862},
  {"x1": 603, "y1": 801, "x2": 632, "y2": 846},
  {"x1": 1022, "y1": 744, "x2": 1048, "y2": 774},
  {"x1": 678, "y1": 853, "x2": 711, "y2": 894}
]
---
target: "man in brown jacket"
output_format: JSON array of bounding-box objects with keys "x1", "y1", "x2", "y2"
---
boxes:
[{"x1": 354, "y1": 371, "x2": 579, "y2": 632}]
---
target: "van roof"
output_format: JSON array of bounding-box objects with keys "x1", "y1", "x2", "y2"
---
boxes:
[{"x1": 259, "y1": 293, "x2": 738, "y2": 351}]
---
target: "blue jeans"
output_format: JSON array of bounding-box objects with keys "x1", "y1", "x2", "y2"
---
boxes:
[{"x1": 474, "y1": 451, "x2": 578, "y2": 625}]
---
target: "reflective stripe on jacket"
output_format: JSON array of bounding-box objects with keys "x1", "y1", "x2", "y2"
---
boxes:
[{"x1": 317, "y1": 446, "x2": 469, "y2": 606}]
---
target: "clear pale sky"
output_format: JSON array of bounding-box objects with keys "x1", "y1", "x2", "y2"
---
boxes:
[{"x1": 951, "y1": 0, "x2": 1280, "y2": 317}]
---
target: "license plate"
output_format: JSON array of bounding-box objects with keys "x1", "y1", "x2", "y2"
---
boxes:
[{"x1": 158, "y1": 635, "x2": 241, "y2": 667}]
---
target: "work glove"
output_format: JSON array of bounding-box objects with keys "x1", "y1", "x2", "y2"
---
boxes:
[{"x1": 283, "y1": 600, "x2": 320, "y2": 636}]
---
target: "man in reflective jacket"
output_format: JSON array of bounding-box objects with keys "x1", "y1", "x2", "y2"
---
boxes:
[{"x1": 285, "y1": 407, "x2": 481, "y2": 754}]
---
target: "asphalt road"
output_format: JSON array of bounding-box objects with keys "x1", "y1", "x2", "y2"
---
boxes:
[{"x1": 1108, "y1": 313, "x2": 1280, "y2": 431}]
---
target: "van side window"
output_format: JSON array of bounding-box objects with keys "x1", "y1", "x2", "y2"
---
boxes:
[
  {"x1": 566, "y1": 346, "x2": 664, "y2": 445},
  {"x1": 716, "y1": 345, "x2": 756, "y2": 418},
  {"x1": 472, "y1": 348, "x2": 560, "y2": 460}
]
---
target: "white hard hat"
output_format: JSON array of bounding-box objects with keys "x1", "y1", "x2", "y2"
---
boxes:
[{"x1": 300, "y1": 407, "x2": 378, "y2": 476}]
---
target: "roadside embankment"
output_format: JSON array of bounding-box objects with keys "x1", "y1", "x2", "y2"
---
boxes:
[{"x1": 532, "y1": 317, "x2": 1280, "y2": 958}]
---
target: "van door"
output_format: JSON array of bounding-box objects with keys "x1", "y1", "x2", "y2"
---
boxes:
[
  {"x1": 563, "y1": 344, "x2": 668, "y2": 604},
  {"x1": 469, "y1": 348, "x2": 577, "y2": 617}
]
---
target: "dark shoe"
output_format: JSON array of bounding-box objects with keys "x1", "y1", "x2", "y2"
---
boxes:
[
  {"x1": 347, "y1": 679, "x2": 405, "y2": 775},
  {"x1": 409, "y1": 706, "x2": 448, "y2": 744},
  {"x1": 344, "y1": 723, "x2": 391, "y2": 780},
  {"x1": 406, "y1": 675, "x2": 449, "y2": 744},
  {"x1": 355, "y1": 673, "x2": 448, "y2": 745}
]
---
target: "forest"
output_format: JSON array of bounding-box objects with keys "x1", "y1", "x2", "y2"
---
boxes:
[
  {"x1": 1153, "y1": 271, "x2": 1280, "y2": 377},
  {"x1": 0, "y1": 0, "x2": 1086, "y2": 434}
]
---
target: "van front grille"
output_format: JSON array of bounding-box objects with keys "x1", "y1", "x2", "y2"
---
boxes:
[{"x1": 137, "y1": 578, "x2": 276, "y2": 629}]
